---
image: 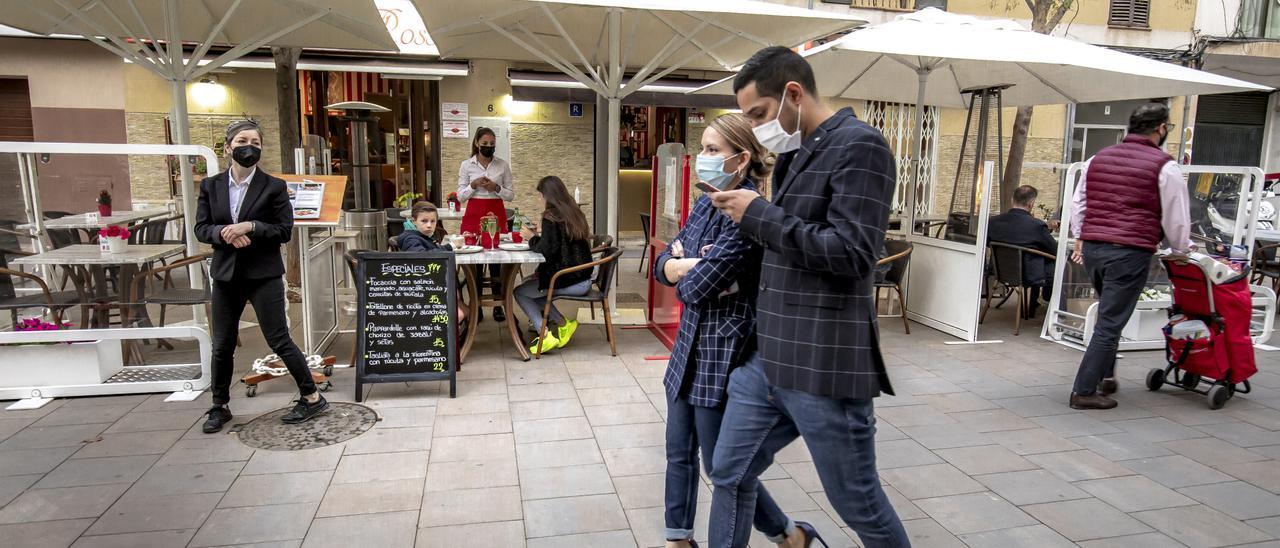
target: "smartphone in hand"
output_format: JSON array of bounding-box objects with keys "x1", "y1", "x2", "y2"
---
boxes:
[{"x1": 695, "y1": 181, "x2": 720, "y2": 194}]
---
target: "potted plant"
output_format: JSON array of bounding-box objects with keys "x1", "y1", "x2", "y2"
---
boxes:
[
  {"x1": 98, "y1": 224, "x2": 131, "y2": 254},
  {"x1": 0, "y1": 319, "x2": 122, "y2": 388},
  {"x1": 394, "y1": 191, "x2": 423, "y2": 209},
  {"x1": 447, "y1": 192, "x2": 460, "y2": 213},
  {"x1": 97, "y1": 190, "x2": 112, "y2": 218}
]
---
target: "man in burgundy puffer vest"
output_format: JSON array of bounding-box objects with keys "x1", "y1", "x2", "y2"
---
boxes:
[{"x1": 1067, "y1": 102, "x2": 1192, "y2": 410}]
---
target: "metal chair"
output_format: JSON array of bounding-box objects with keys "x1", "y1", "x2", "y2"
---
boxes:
[
  {"x1": 0, "y1": 248, "x2": 87, "y2": 327},
  {"x1": 535, "y1": 246, "x2": 623, "y2": 359},
  {"x1": 1252, "y1": 243, "x2": 1280, "y2": 296},
  {"x1": 638, "y1": 212, "x2": 651, "y2": 277},
  {"x1": 130, "y1": 253, "x2": 212, "y2": 328},
  {"x1": 983, "y1": 241, "x2": 1056, "y2": 336},
  {"x1": 875, "y1": 240, "x2": 913, "y2": 334}
]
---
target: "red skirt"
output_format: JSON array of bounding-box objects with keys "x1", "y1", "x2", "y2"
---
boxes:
[{"x1": 460, "y1": 197, "x2": 508, "y2": 234}]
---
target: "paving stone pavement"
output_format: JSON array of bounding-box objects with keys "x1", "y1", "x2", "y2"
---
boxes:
[{"x1": 2, "y1": 270, "x2": 1280, "y2": 547}]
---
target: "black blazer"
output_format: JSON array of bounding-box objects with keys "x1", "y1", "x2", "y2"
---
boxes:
[
  {"x1": 194, "y1": 169, "x2": 294, "y2": 282},
  {"x1": 738, "y1": 107, "x2": 895, "y2": 400},
  {"x1": 987, "y1": 208, "x2": 1058, "y2": 286}
]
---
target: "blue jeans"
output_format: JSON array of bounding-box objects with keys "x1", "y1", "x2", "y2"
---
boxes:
[
  {"x1": 513, "y1": 276, "x2": 590, "y2": 333},
  {"x1": 709, "y1": 355, "x2": 910, "y2": 548},
  {"x1": 665, "y1": 393, "x2": 794, "y2": 543}
]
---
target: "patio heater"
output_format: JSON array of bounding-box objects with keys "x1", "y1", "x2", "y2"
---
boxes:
[
  {"x1": 946, "y1": 86, "x2": 1008, "y2": 240},
  {"x1": 327, "y1": 101, "x2": 390, "y2": 251}
]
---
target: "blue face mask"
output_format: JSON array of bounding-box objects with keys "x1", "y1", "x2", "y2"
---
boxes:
[
  {"x1": 403, "y1": 220, "x2": 417, "y2": 232},
  {"x1": 695, "y1": 153, "x2": 741, "y2": 191}
]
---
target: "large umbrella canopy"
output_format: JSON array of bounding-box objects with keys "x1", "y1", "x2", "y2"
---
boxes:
[
  {"x1": 413, "y1": 0, "x2": 863, "y2": 252},
  {"x1": 695, "y1": 8, "x2": 1270, "y2": 220},
  {"x1": 696, "y1": 8, "x2": 1270, "y2": 106},
  {"x1": 0, "y1": 0, "x2": 396, "y2": 321}
]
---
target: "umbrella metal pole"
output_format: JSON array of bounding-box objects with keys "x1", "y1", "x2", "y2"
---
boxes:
[
  {"x1": 170, "y1": 79, "x2": 206, "y2": 329},
  {"x1": 908, "y1": 68, "x2": 929, "y2": 227}
]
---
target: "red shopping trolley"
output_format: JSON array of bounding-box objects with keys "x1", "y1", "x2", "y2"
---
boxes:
[{"x1": 1149, "y1": 254, "x2": 1256, "y2": 409}]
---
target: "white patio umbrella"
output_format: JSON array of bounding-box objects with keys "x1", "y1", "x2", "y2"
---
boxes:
[
  {"x1": 412, "y1": 0, "x2": 864, "y2": 246},
  {"x1": 695, "y1": 7, "x2": 1271, "y2": 217},
  {"x1": 0, "y1": 0, "x2": 396, "y2": 265}
]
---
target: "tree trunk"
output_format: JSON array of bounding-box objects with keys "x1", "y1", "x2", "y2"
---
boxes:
[
  {"x1": 1000, "y1": 0, "x2": 1070, "y2": 211},
  {"x1": 273, "y1": 47, "x2": 303, "y2": 289},
  {"x1": 1002, "y1": 105, "x2": 1034, "y2": 210}
]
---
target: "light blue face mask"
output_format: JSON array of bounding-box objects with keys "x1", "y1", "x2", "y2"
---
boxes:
[
  {"x1": 695, "y1": 152, "x2": 742, "y2": 191},
  {"x1": 403, "y1": 219, "x2": 417, "y2": 232}
]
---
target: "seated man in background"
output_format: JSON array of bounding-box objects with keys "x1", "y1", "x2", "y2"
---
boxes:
[{"x1": 988, "y1": 185, "x2": 1058, "y2": 318}]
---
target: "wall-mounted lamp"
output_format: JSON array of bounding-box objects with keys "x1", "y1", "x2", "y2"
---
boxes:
[
  {"x1": 191, "y1": 76, "x2": 227, "y2": 108},
  {"x1": 502, "y1": 94, "x2": 534, "y2": 117}
]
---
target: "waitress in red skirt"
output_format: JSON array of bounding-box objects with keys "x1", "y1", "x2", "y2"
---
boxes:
[{"x1": 457, "y1": 127, "x2": 514, "y2": 322}]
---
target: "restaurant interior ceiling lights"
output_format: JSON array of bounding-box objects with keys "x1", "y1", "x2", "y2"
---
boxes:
[{"x1": 507, "y1": 70, "x2": 714, "y2": 94}]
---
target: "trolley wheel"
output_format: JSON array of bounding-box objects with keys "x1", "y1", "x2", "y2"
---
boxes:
[
  {"x1": 1146, "y1": 368, "x2": 1166, "y2": 391},
  {"x1": 1180, "y1": 373, "x2": 1202, "y2": 390},
  {"x1": 245, "y1": 385, "x2": 258, "y2": 398},
  {"x1": 319, "y1": 381, "x2": 333, "y2": 393},
  {"x1": 323, "y1": 365, "x2": 334, "y2": 377},
  {"x1": 1207, "y1": 384, "x2": 1231, "y2": 410}
]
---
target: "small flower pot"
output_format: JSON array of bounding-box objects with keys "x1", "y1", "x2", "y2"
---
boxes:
[
  {"x1": 97, "y1": 204, "x2": 112, "y2": 218},
  {"x1": 101, "y1": 237, "x2": 127, "y2": 254}
]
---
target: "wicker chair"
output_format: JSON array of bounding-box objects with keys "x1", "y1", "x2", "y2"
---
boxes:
[
  {"x1": 875, "y1": 240, "x2": 913, "y2": 334},
  {"x1": 534, "y1": 247, "x2": 623, "y2": 359}
]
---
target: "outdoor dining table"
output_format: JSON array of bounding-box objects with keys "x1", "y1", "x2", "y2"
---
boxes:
[
  {"x1": 11, "y1": 243, "x2": 185, "y2": 327},
  {"x1": 454, "y1": 247, "x2": 544, "y2": 362},
  {"x1": 17, "y1": 209, "x2": 170, "y2": 231}
]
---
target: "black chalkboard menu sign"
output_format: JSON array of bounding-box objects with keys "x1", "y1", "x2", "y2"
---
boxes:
[{"x1": 355, "y1": 251, "x2": 457, "y2": 400}]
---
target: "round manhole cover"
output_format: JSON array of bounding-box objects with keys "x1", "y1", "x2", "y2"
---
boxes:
[{"x1": 236, "y1": 402, "x2": 378, "y2": 451}]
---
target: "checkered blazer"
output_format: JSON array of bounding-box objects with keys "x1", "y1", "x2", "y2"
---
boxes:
[
  {"x1": 654, "y1": 179, "x2": 763, "y2": 408},
  {"x1": 738, "y1": 108, "x2": 896, "y2": 400}
]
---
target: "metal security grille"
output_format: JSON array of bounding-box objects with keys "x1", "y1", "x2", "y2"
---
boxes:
[
  {"x1": 1109, "y1": 0, "x2": 1151, "y2": 28},
  {"x1": 863, "y1": 101, "x2": 939, "y2": 216}
]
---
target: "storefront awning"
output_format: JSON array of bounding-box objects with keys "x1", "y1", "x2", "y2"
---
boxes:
[
  {"x1": 127, "y1": 51, "x2": 469, "y2": 79},
  {"x1": 509, "y1": 70, "x2": 736, "y2": 109},
  {"x1": 1200, "y1": 39, "x2": 1280, "y2": 90}
]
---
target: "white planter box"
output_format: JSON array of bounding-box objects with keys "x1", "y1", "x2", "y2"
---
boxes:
[
  {"x1": 0, "y1": 340, "x2": 124, "y2": 388},
  {"x1": 1121, "y1": 303, "x2": 1169, "y2": 342}
]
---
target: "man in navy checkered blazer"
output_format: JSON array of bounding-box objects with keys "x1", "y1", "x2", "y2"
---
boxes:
[{"x1": 707, "y1": 47, "x2": 909, "y2": 548}]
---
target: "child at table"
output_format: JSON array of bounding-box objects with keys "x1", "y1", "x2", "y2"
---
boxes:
[{"x1": 399, "y1": 201, "x2": 467, "y2": 326}]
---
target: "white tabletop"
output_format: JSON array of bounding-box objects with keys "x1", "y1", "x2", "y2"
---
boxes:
[
  {"x1": 452, "y1": 249, "x2": 544, "y2": 265},
  {"x1": 11, "y1": 244, "x2": 185, "y2": 266},
  {"x1": 18, "y1": 209, "x2": 170, "y2": 230}
]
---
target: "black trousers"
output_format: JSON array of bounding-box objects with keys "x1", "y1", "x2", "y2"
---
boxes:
[
  {"x1": 1073, "y1": 241, "x2": 1153, "y2": 395},
  {"x1": 211, "y1": 277, "x2": 315, "y2": 405}
]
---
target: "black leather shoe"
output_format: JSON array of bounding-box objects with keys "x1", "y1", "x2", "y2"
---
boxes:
[
  {"x1": 202, "y1": 405, "x2": 232, "y2": 434},
  {"x1": 493, "y1": 306, "x2": 506, "y2": 322},
  {"x1": 796, "y1": 521, "x2": 830, "y2": 548},
  {"x1": 1099, "y1": 377, "x2": 1119, "y2": 396},
  {"x1": 281, "y1": 395, "x2": 330, "y2": 424}
]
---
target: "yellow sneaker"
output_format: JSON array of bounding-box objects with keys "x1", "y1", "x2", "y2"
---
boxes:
[
  {"x1": 556, "y1": 320, "x2": 579, "y2": 348},
  {"x1": 529, "y1": 332, "x2": 560, "y2": 355}
]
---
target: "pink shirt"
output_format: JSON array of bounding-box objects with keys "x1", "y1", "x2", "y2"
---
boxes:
[{"x1": 1071, "y1": 157, "x2": 1193, "y2": 254}]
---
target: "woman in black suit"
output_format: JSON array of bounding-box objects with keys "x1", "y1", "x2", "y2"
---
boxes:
[{"x1": 194, "y1": 120, "x2": 328, "y2": 434}]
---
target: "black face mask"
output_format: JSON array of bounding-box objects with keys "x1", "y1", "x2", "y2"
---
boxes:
[
  {"x1": 231, "y1": 145, "x2": 261, "y2": 168},
  {"x1": 479, "y1": 145, "x2": 496, "y2": 158},
  {"x1": 1158, "y1": 128, "x2": 1169, "y2": 147}
]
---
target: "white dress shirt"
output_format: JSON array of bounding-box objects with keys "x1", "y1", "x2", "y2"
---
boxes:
[
  {"x1": 228, "y1": 167, "x2": 256, "y2": 224},
  {"x1": 456, "y1": 155, "x2": 514, "y2": 203},
  {"x1": 1070, "y1": 157, "x2": 1192, "y2": 253}
]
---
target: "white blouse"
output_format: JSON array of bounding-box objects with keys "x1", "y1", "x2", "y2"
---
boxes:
[{"x1": 457, "y1": 155, "x2": 515, "y2": 202}]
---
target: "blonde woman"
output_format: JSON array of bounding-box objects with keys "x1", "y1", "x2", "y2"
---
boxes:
[{"x1": 654, "y1": 114, "x2": 820, "y2": 548}]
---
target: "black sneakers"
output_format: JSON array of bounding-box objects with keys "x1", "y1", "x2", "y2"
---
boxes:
[
  {"x1": 281, "y1": 395, "x2": 330, "y2": 424},
  {"x1": 202, "y1": 405, "x2": 233, "y2": 434}
]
